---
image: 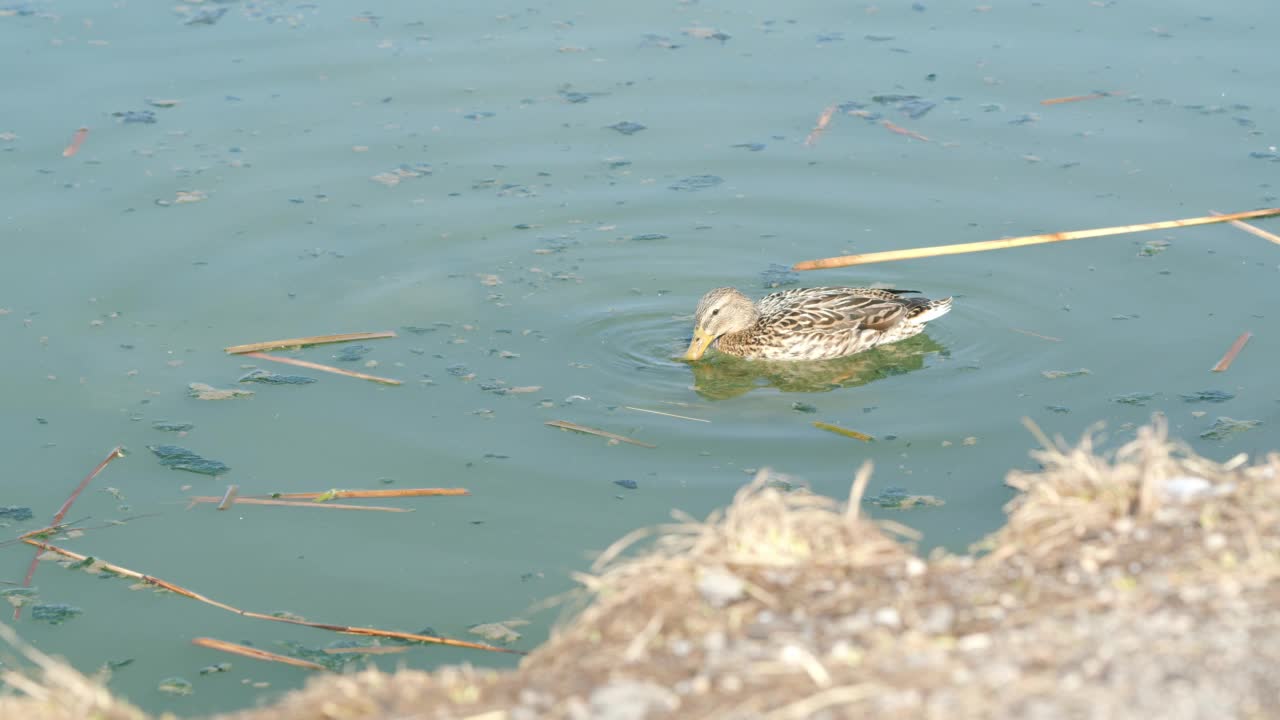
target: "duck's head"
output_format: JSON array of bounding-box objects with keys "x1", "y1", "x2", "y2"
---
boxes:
[{"x1": 683, "y1": 287, "x2": 758, "y2": 361}]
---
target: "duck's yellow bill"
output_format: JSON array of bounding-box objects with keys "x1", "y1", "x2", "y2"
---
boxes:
[{"x1": 683, "y1": 328, "x2": 715, "y2": 361}]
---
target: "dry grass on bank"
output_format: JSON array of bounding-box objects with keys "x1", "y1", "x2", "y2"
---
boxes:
[{"x1": 3, "y1": 419, "x2": 1278, "y2": 719}]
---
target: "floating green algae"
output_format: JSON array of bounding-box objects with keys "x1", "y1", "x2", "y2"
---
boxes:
[{"x1": 151, "y1": 421, "x2": 195, "y2": 432}]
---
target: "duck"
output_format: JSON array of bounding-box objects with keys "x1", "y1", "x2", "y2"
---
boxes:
[{"x1": 683, "y1": 286, "x2": 952, "y2": 362}]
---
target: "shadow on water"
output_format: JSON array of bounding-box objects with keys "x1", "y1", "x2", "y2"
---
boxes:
[{"x1": 688, "y1": 334, "x2": 947, "y2": 400}]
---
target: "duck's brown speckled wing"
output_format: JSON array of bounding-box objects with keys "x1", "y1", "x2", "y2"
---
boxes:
[{"x1": 756, "y1": 287, "x2": 920, "y2": 332}]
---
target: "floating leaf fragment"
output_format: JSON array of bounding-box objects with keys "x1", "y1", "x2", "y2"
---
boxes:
[
  {"x1": 148, "y1": 445, "x2": 230, "y2": 476},
  {"x1": 157, "y1": 677, "x2": 193, "y2": 696},
  {"x1": 188, "y1": 382, "x2": 254, "y2": 400},
  {"x1": 1200, "y1": 417, "x2": 1261, "y2": 441},
  {"x1": 238, "y1": 369, "x2": 317, "y2": 385},
  {"x1": 152, "y1": 421, "x2": 195, "y2": 432},
  {"x1": 468, "y1": 619, "x2": 528, "y2": 644},
  {"x1": 1138, "y1": 240, "x2": 1170, "y2": 256},
  {"x1": 1041, "y1": 368, "x2": 1090, "y2": 380},
  {"x1": 613, "y1": 479, "x2": 638, "y2": 490},
  {"x1": 1, "y1": 588, "x2": 39, "y2": 609}
]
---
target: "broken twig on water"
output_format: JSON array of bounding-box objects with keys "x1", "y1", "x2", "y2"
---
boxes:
[
  {"x1": 1040, "y1": 91, "x2": 1125, "y2": 106},
  {"x1": 192, "y1": 637, "x2": 327, "y2": 671},
  {"x1": 267, "y1": 488, "x2": 470, "y2": 500},
  {"x1": 23, "y1": 539, "x2": 523, "y2": 655},
  {"x1": 224, "y1": 331, "x2": 397, "y2": 354},
  {"x1": 216, "y1": 485, "x2": 239, "y2": 511},
  {"x1": 16, "y1": 446, "x2": 125, "y2": 621},
  {"x1": 187, "y1": 497, "x2": 412, "y2": 512},
  {"x1": 242, "y1": 352, "x2": 402, "y2": 385},
  {"x1": 804, "y1": 104, "x2": 836, "y2": 146},
  {"x1": 61, "y1": 127, "x2": 89, "y2": 158},
  {"x1": 792, "y1": 208, "x2": 1280, "y2": 270},
  {"x1": 545, "y1": 420, "x2": 656, "y2": 448},
  {"x1": 1011, "y1": 328, "x2": 1063, "y2": 342},
  {"x1": 623, "y1": 406, "x2": 710, "y2": 423},
  {"x1": 1211, "y1": 332, "x2": 1252, "y2": 373}
]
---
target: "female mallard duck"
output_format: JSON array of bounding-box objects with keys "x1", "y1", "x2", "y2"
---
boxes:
[{"x1": 684, "y1": 286, "x2": 952, "y2": 361}]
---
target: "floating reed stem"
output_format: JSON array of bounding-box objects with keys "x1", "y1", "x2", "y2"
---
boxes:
[
  {"x1": 804, "y1": 104, "x2": 836, "y2": 146},
  {"x1": 1211, "y1": 332, "x2": 1252, "y2": 373},
  {"x1": 545, "y1": 420, "x2": 656, "y2": 448},
  {"x1": 1040, "y1": 91, "x2": 1124, "y2": 106},
  {"x1": 1211, "y1": 210, "x2": 1280, "y2": 245},
  {"x1": 813, "y1": 421, "x2": 874, "y2": 442},
  {"x1": 268, "y1": 488, "x2": 470, "y2": 499},
  {"x1": 16, "y1": 446, "x2": 125, "y2": 620},
  {"x1": 224, "y1": 331, "x2": 396, "y2": 354},
  {"x1": 623, "y1": 406, "x2": 710, "y2": 423},
  {"x1": 192, "y1": 637, "x2": 327, "y2": 671},
  {"x1": 61, "y1": 127, "x2": 89, "y2": 158},
  {"x1": 792, "y1": 208, "x2": 1280, "y2": 270},
  {"x1": 242, "y1": 352, "x2": 402, "y2": 385},
  {"x1": 23, "y1": 539, "x2": 522, "y2": 655},
  {"x1": 187, "y1": 497, "x2": 412, "y2": 512}
]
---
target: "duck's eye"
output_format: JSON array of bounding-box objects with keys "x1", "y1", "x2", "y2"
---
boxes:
[{"x1": 711, "y1": 309, "x2": 720, "y2": 316}]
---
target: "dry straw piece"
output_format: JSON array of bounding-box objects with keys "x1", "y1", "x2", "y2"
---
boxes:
[
  {"x1": 545, "y1": 420, "x2": 656, "y2": 448},
  {"x1": 792, "y1": 208, "x2": 1280, "y2": 270},
  {"x1": 224, "y1": 331, "x2": 397, "y2": 354},
  {"x1": 1211, "y1": 331, "x2": 1252, "y2": 373},
  {"x1": 191, "y1": 637, "x2": 326, "y2": 671},
  {"x1": 241, "y1": 351, "x2": 402, "y2": 385},
  {"x1": 21, "y1": 539, "x2": 521, "y2": 655}
]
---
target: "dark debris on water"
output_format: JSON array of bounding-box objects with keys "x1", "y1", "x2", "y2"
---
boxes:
[
  {"x1": 31, "y1": 603, "x2": 83, "y2": 625},
  {"x1": 148, "y1": 445, "x2": 230, "y2": 476},
  {"x1": 333, "y1": 345, "x2": 373, "y2": 362},
  {"x1": 669, "y1": 175, "x2": 723, "y2": 192},
  {"x1": 1181, "y1": 390, "x2": 1234, "y2": 404},
  {"x1": 0, "y1": 506, "x2": 35, "y2": 522},
  {"x1": 238, "y1": 369, "x2": 317, "y2": 385},
  {"x1": 607, "y1": 121, "x2": 646, "y2": 135}
]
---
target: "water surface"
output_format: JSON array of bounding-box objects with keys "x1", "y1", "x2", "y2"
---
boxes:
[{"x1": 2, "y1": 1, "x2": 1277, "y2": 714}]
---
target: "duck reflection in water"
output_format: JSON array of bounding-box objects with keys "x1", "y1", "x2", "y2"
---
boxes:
[{"x1": 686, "y1": 334, "x2": 946, "y2": 400}]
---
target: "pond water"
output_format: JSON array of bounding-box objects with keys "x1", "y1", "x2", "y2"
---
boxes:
[{"x1": 2, "y1": 0, "x2": 1277, "y2": 715}]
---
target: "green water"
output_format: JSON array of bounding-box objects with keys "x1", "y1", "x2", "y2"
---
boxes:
[{"x1": 2, "y1": 1, "x2": 1277, "y2": 714}]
